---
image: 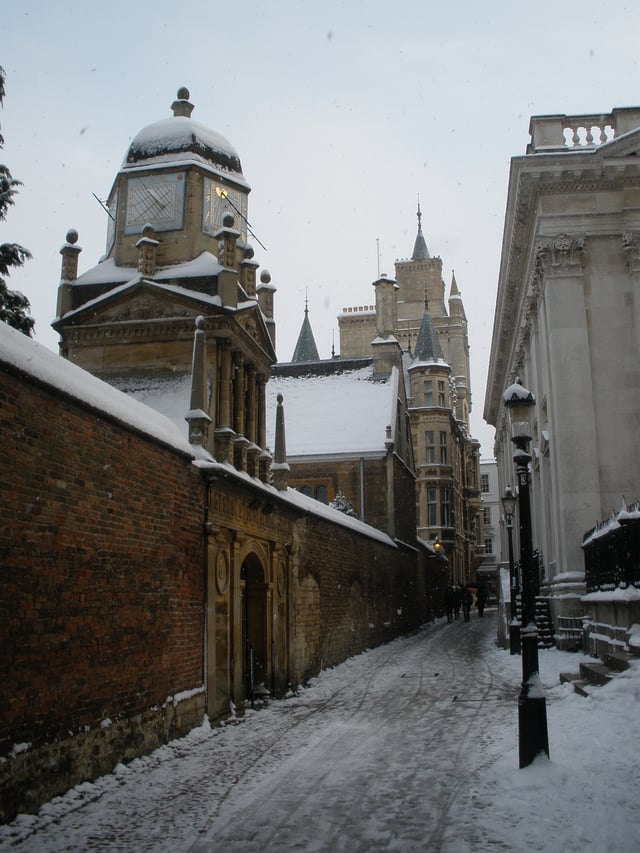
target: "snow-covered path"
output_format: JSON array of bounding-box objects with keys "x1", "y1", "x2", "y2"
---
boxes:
[
  {"x1": 2, "y1": 612, "x2": 639, "y2": 852},
  {"x1": 192, "y1": 614, "x2": 516, "y2": 852}
]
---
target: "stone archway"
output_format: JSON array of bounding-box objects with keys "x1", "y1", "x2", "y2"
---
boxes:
[{"x1": 240, "y1": 553, "x2": 269, "y2": 701}]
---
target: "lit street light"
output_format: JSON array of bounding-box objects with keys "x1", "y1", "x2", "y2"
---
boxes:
[
  {"x1": 503, "y1": 378, "x2": 550, "y2": 769},
  {"x1": 501, "y1": 484, "x2": 520, "y2": 655}
]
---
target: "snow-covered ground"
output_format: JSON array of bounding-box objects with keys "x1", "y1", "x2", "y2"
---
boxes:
[{"x1": 1, "y1": 612, "x2": 638, "y2": 852}]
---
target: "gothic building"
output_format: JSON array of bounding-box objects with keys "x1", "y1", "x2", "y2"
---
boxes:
[{"x1": 338, "y1": 212, "x2": 483, "y2": 584}]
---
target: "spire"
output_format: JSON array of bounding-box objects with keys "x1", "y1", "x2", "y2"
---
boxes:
[
  {"x1": 450, "y1": 269, "x2": 460, "y2": 297},
  {"x1": 413, "y1": 295, "x2": 445, "y2": 363},
  {"x1": 411, "y1": 199, "x2": 430, "y2": 261},
  {"x1": 291, "y1": 295, "x2": 320, "y2": 362}
]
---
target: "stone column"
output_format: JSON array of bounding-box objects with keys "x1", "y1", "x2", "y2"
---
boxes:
[
  {"x1": 245, "y1": 362, "x2": 260, "y2": 477},
  {"x1": 233, "y1": 352, "x2": 249, "y2": 471},
  {"x1": 622, "y1": 231, "x2": 640, "y2": 354},
  {"x1": 537, "y1": 234, "x2": 599, "y2": 576},
  {"x1": 215, "y1": 341, "x2": 235, "y2": 464},
  {"x1": 257, "y1": 374, "x2": 271, "y2": 483}
]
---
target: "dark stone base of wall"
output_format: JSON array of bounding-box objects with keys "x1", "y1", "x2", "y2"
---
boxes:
[{"x1": 0, "y1": 692, "x2": 205, "y2": 825}]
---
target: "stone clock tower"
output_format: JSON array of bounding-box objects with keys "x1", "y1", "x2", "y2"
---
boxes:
[{"x1": 53, "y1": 88, "x2": 276, "y2": 480}]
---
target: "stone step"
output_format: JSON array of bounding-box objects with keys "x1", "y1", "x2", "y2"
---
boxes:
[
  {"x1": 559, "y1": 671, "x2": 590, "y2": 697},
  {"x1": 580, "y1": 661, "x2": 613, "y2": 686},
  {"x1": 605, "y1": 651, "x2": 634, "y2": 672}
]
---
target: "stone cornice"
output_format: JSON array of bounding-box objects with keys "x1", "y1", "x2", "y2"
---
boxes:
[{"x1": 484, "y1": 148, "x2": 640, "y2": 424}]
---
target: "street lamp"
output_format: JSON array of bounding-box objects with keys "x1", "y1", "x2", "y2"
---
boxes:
[
  {"x1": 501, "y1": 485, "x2": 521, "y2": 655},
  {"x1": 503, "y1": 378, "x2": 549, "y2": 768}
]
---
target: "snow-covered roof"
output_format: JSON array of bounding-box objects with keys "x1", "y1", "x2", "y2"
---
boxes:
[
  {"x1": 72, "y1": 252, "x2": 225, "y2": 289},
  {"x1": 122, "y1": 116, "x2": 246, "y2": 185},
  {"x1": 0, "y1": 321, "x2": 195, "y2": 457},
  {"x1": 266, "y1": 365, "x2": 399, "y2": 458}
]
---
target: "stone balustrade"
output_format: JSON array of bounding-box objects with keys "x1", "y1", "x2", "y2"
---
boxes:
[{"x1": 527, "y1": 107, "x2": 640, "y2": 154}]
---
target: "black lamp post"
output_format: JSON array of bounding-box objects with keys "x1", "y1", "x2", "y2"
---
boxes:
[
  {"x1": 501, "y1": 485, "x2": 521, "y2": 655},
  {"x1": 503, "y1": 379, "x2": 549, "y2": 768}
]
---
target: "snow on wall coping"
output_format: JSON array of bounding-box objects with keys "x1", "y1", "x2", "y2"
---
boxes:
[
  {"x1": 582, "y1": 586, "x2": 640, "y2": 603},
  {"x1": 194, "y1": 459, "x2": 396, "y2": 547},
  {"x1": 266, "y1": 366, "x2": 398, "y2": 456},
  {"x1": 0, "y1": 322, "x2": 195, "y2": 458}
]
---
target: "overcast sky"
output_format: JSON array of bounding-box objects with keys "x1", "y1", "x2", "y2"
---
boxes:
[{"x1": 2, "y1": 1, "x2": 639, "y2": 457}]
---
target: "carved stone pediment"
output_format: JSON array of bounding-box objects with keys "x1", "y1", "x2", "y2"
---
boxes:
[
  {"x1": 90, "y1": 289, "x2": 198, "y2": 324},
  {"x1": 235, "y1": 305, "x2": 274, "y2": 356}
]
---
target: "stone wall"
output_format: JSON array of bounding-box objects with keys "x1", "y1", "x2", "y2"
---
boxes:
[
  {"x1": 0, "y1": 349, "x2": 430, "y2": 822},
  {"x1": 290, "y1": 514, "x2": 425, "y2": 684},
  {"x1": 0, "y1": 363, "x2": 205, "y2": 822}
]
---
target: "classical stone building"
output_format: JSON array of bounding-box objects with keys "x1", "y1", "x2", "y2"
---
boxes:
[
  {"x1": 338, "y1": 210, "x2": 483, "y2": 584},
  {"x1": 484, "y1": 106, "x2": 640, "y2": 652}
]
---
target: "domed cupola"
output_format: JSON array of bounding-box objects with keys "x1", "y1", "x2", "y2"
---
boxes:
[
  {"x1": 123, "y1": 87, "x2": 244, "y2": 180},
  {"x1": 103, "y1": 88, "x2": 251, "y2": 268}
]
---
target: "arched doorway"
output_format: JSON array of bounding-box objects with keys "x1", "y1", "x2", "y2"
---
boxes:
[{"x1": 240, "y1": 555, "x2": 269, "y2": 702}]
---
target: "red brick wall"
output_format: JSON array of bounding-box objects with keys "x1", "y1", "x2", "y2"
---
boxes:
[{"x1": 0, "y1": 366, "x2": 205, "y2": 763}]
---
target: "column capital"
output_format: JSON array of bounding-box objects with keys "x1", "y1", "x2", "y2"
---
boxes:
[{"x1": 622, "y1": 231, "x2": 640, "y2": 274}]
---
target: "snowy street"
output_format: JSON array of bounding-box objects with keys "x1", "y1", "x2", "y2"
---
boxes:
[{"x1": 2, "y1": 611, "x2": 639, "y2": 852}]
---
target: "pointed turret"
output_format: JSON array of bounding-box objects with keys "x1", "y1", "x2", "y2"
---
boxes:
[
  {"x1": 413, "y1": 296, "x2": 445, "y2": 364},
  {"x1": 411, "y1": 201, "x2": 430, "y2": 261},
  {"x1": 448, "y1": 270, "x2": 467, "y2": 320},
  {"x1": 291, "y1": 297, "x2": 320, "y2": 362}
]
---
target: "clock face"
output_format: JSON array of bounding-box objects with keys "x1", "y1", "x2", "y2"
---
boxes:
[
  {"x1": 202, "y1": 177, "x2": 248, "y2": 242},
  {"x1": 124, "y1": 172, "x2": 186, "y2": 235}
]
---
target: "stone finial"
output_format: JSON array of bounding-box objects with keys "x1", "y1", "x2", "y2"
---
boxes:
[
  {"x1": 186, "y1": 315, "x2": 212, "y2": 448},
  {"x1": 271, "y1": 392, "x2": 290, "y2": 491},
  {"x1": 240, "y1": 243, "x2": 259, "y2": 297},
  {"x1": 136, "y1": 224, "x2": 160, "y2": 276},
  {"x1": 171, "y1": 87, "x2": 194, "y2": 118},
  {"x1": 60, "y1": 229, "x2": 82, "y2": 282},
  {"x1": 216, "y1": 213, "x2": 239, "y2": 271}
]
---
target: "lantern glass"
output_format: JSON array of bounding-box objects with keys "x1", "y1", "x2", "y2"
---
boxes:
[
  {"x1": 503, "y1": 381, "x2": 535, "y2": 441},
  {"x1": 501, "y1": 485, "x2": 517, "y2": 517}
]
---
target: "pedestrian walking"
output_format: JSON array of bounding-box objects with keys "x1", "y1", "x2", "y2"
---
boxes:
[
  {"x1": 476, "y1": 584, "x2": 487, "y2": 617},
  {"x1": 462, "y1": 585, "x2": 472, "y2": 622},
  {"x1": 453, "y1": 585, "x2": 461, "y2": 620},
  {"x1": 444, "y1": 586, "x2": 455, "y2": 623}
]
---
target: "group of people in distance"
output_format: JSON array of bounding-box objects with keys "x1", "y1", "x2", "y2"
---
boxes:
[{"x1": 444, "y1": 584, "x2": 487, "y2": 623}]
